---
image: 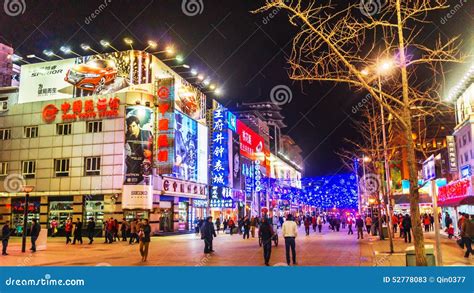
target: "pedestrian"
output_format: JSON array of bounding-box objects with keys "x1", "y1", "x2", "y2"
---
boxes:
[
  {"x1": 392, "y1": 214, "x2": 398, "y2": 234},
  {"x1": 138, "y1": 219, "x2": 151, "y2": 262},
  {"x1": 72, "y1": 218, "x2": 83, "y2": 245},
  {"x1": 223, "y1": 218, "x2": 228, "y2": 233},
  {"x1": 50, "y1": 218, "x2": 58, "y2": 237},
  {"x1": 105, "y1": 218, "x2": 114, "y2": 244},
  {"x1": 2, "y1": 221, "x2": 10, "y2": 255},
  {"x1": 129, "y1": 218, "x2": 137, "y2": 244},
  {"x1": 341, "y1": 216, "x2": 346, "y2": 229},
  {"x1": 304, "y1": 217, "x2": 310, "y2": 236},
  {"x1": 429, "y1": 214, "x2": 434, "y2": 231},
  {"x1": 365, "y1": 215, "x2": 372, "y2": 235},
  {"x1": 250, "y1": 216, "x2": 257, "y2": 238},
  {"x1": 445, "y1": 212, "x2": 453, "y2": 229},
  {"x1": 355, "y1": 215, "x2": 364, "y2": 239},
  {"x1": 282, "y1": 214, "x2": 297, "y2": 266},
  {"x1": 30, "y1": 219, "x2": 41, "y2": 253},
  {"x1": 312, "y1": 215, "x2": 317, "y2": 232},
  {"x1": 423, "y1": 214, "x2": 430, "y2": 232},
  {"x1": 447, "y1": 224, "x2": 454, "y2": 239},
  {"x1": 372, "y1": 216, "x2": 379, "y2": 236},
  {"x1": 457, "y1": 213, "x2": 466, "y2": 248},
  {"x1": 317, "y1": 215, "x2": 323, "y2": 233},
  {"x1": 113, "y1": 218, "x2": 119, "y2": 242},
  {"x1": 461, "y1": 214, "x2": 474, "y2": 258},
  {"x1": 347, "y1": 216, "x2": 354, "y2": 235},
  {"x1": 201, "y1": 216, "x2": 216, "y2": 254},
  {"x1": 64, "y1": 218, "x2": 73, "y2": 244},
  {"x1": 243, "y1": 216, "x2": 250, "y2": 239},
  {"x1": 121, "y1": 218, "x2": 129, "y2": 241},
  {"x1": 215, "y1": 217, "x2": 221, "y2": 234},
  {"x1": 238, "y1": 217, "x2": 243, "y2": 235},
  {"x1": 86, "y1": 217, "x2": 95, "y2": 244},
  {"x1": 402, "y1": 214, "x2": 412, "y2": 243},
  {"x1": 228, "y1": 218, "x2": 235, "y2": 235},
  {"x1": 259, "y1": 217, "x2": 274, "y2": 266},
  {"x1": 335, "y1": 216, "x2": 341, "y2": 232}
]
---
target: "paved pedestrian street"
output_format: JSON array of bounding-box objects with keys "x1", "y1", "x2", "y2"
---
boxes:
[{"x1": 1, "y1": 226, "x2": 472, "y2": 267}]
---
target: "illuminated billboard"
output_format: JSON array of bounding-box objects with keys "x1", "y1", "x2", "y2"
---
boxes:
[
  {"x1": 197, "y1": 123, "x2": 209, "y2": 185},
  {"x1": 173, "y1": 111, "x2": 198, "y2": 182},
  {"x1": 236, "y1": 119, "x2": 264, "y2": 160}
]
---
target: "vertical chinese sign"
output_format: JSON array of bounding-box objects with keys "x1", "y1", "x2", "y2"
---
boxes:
[
  {"x1": 155, "y1": 78, "x2": 175, "y2": 175},
  {"x1": 211, "y1": 104, "x2": 230, "y2": 187}
]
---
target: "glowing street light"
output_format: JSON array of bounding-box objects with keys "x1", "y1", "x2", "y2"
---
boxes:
[
  {"x1": 60, "y1": 46, "x2": 81, "y2": 57},
  {"x1": 80, "y1": 43, "x2": 100, "y2": 54},
  {"x1": 190, "y1": 68, "x2": 198, "y2": 76},
  {"x1": 197, "y1": 74, "x2": 205, "y2": 81},
  {"x1": 124, "y1": 38, "x2": 134, "y2": 49},
  {"x1": 152, "y1": 45, "x2": 175, "y2": 56},
  {"x1": 163, "y1": 54, "x2": 184, "y2": 62},
  {"x1": 377, "y1": 59, "x2": 395, "y2": 75},
  {"x1": 43, "y1": 50, "x2": 64, "y2": 59},
  {"x1": 26, "y1": 54, "x2": 47, "y2": 62},
  {"x1": 143, "y1": 40, "x2": 157, "y2": 52},
  {"x1": 203, "y1": 78, "x2": 211, "y2": 86},
  {"x1": 10, "y1": 55, "x2": 30, "y2": 64},
  {"x1": 214, "y1": 88, "x2": 223, "y2": 96},
  {"x1": 100, "y1": 39, "x2": 118, "y2": 52}
]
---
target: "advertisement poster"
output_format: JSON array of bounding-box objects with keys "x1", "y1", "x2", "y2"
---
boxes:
[
  {"x1": 18, "y1": 58, "x2": 76, "y2": 103},
  {"x1": 232, "y1": 132, "x2": 242, "y2": 190},
  {"x1": 175, "y1": 80, "x2": 206, "y2": 121},
  {"x1": 124, "y1": 106, "x2": 154, "y2": 185},
  {"x1": 197, "y1": 123, "x2": 209, "y2": 184},
  {"x1": 173, "y1": 111, "x2": 198, "y2": 182},
  {"x1": 237, "y1": 119, "x2": 264, "y2": 161},
  {"x1": 155, "y1": 78, "x2": 175, "y2": 175}
]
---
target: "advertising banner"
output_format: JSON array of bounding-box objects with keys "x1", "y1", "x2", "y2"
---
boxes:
[
  {"x1": 211, "y1": 103, "x2": 230, "y2": 187},
  {"x1": 18, "y1": 58, "x2": 76, "y2": 103},
  {"x1": 446, "y1": 135, "x2": 458, "y2": 172},
  {"x1": 237, "y1": 119, "x2": 264, "y2": 160},
  {"x1": 209, "y1": 186, "x2": 234, "y2": 208},
  {"x1": 123, "y1": 105, "x2": 154, "y2": 210},
  {"x1": 173, "y1": 111, "x2": 198, "y2": 182},
  {"x1": 231, "y1": 132, "x2": 242, "y2": 190},
  {"x1": 175, "y1": 80, "x2": 206, "y2": 121},
  {"x1": 155, "y1": 78, "x2": 175, "y2": 175},
  {"x1": 197, "y1": 123, "x2": 209, "y2": 184}
]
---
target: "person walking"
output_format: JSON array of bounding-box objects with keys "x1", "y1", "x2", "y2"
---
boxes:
[
  {"x1": 402, "y1": 214, "x2": 412, "y2": 243},
  {"x1": 120, "y1": 218, "x2": 129, "y2": 241},
  {"x1": 365, "y1": 215, "x2": 372, "y2": 235},
  {"x1": 105, "y1": 218, "x2": 114, "y2": 244},
  {"x1": 129, "y1": 219, "x2": 137, "y2": 244},
  {"x1": 228, "y1": 218, "x2": 235, "y2": 235},
  {"x1": 215, "y1": 217, "x2": 221, "y2": 234},
  {"x1": 391, "y1": 214, "x2": 398, "y2": 234},
  {"x1": 304, "y1": 217, "x2": 310, "y2": 236},
  {"x1": 50, "y1": 218, "x2": 58, "y2": 237},
  {"x1": 64, "y1": 218, "x2": 73, "y2": 244},
  {"x1": 113, "y1": 218, "x2": 119, "y2": 242},
  {"x1": 355, "y1": 215, "x2": 364, "y2": 239},
  {"x1": 317, "y1": 215, "x2": 323, "y2": 233},
  {"x1": 259, "y1": 217, "x2": 274, "y2": 266},
  {"x1": 423, "y1": 214, "x2": 430, "y2": 232},
  {"x1": 243, "y1": 217, "x2": 250, "y2": 239},
  {"x1": 335, "y1": 216, "x2": 341, "y2": 232},
  {"x1": 461, "y1": 214, "x2": 474, "y2": 258},
  {"x1": 223, "y1": 218, "x2": 228, "y2": 233},
  {"x1": 250, "y1": 216, "x2": 257, "y2": 238},
  {"x1": 429, "y1": 214, "x2": 434, "y2": 231},
  {"x1": 201, "y1": 216, "x2": 216, "y2": 254},
  {"x1": 311, "y1": 216, "x2": 317, "y2": 232},
  {"x1": 2, "y1": 221, "x2": 10, "y2": 255},
  {"x1": 444, "y1": 212, "x2": 453, "y2": 229},
  {"x1": 86, "y1": 217, "x2": 95, "y2": 244},
  {"x1": 138, "y1": 219, "x2": 151, "y2": 262},
  {"x1": 347, "y1": 216, "x2": 354, "y2": 235},
  {"x1": 282, "y1": 214, "x2": 298, "y2": 266},
  {"x1": 238, "y1": 217, "x2": 244, "y2": 235},
  {"x1": 72, "y1": 218, "x2": 83, "y2": 245},
  {"x1": 30, "y1": 219, "x2": 41, "y2": 253}
]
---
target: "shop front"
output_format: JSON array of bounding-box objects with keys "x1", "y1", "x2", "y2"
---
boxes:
[
  {"x1": 11, "y1": 197, "x2": 41, "y2": 236},
  {"x1": 392, "y1": 193, "x2": 433, "y2": 215},
  {"x1": 438, "y1": 177, "x2": 474, "y2": 232}
]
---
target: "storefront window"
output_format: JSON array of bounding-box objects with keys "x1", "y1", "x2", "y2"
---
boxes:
[
  {"x1": 49, "y1": 199, "x2": 73, "y2": 227},
  {"x1": 124, "y1": 210, "x2": 149, "y2": 221},
  {"x1": 84, "y1": 197, "x2": 104, "y2": 228},
  {"x1": 178, "y1": 202, "x2": 189, "y2": 231}
]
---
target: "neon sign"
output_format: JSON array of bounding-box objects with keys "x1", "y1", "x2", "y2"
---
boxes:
[{"x1": 211, "y1": 103, "x2": 229, "y2": 187}]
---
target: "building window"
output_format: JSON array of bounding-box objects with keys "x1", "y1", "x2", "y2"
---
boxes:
[
  {"x1": 22, "y1": 160, "x2": 36, "y2": 179},
  {"x1": 0, "y1": 162, "x2": 7, "y2": 176},
  {"x1": 0, "y1": 128, "x2": 11, "y2": 140},
  {"x1": 54, "y1": 159, "x2": 70, "y2": 177},
  {"x1": 463, "y1": 135, "x2": 467, "y2": 146},
  {"x1": 24, "y1": 126, "x2": 39, "y2": 138},
  {"x1": 465, "y1": 152, "x2": 469, "y2": 163},
  {"x1": 469, "y1": 131, "x2": 472, "y2": 143},
  {"x1": 84, "y1": 156, "x2": 101, "y2": 176},
  {"x1": 86, "y1": 121, "x2": 103, "y2": 133},
  {"x1": 460, "y1": 155, "x2": 463, "y2": 164},
  {"x1": 56, "y1": 123, "x2": 72, "y2": 135},
  {"x1": 0, "y1": 97, "x2": 7, "y2": 112}
]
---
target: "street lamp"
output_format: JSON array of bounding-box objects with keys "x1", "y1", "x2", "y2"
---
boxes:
[
  {"x1": 60, "y1": 46, "x2": 81, "y2": 57},
  {"x1": 80, "y1": 43, "x2": 100, "y2": 54},
  {"x1": 9, "y1": 55, "x2": 30, "y2": 64},
  {"x1": 21, "y1": 185, "x2": 35, "y2": 253},
  {"x1": 26, "y1": 54, "x2": 47, "y2": 62},
  {"x1": 151, "y1": 46, "x2": 175, "y2": 56},
  {"x1": 143, "y1": 40, "x2": 157, "y2": 52},
  {"x1": 123, "y1": 38, "x2": 133, "y2": 50},
  {"x1": 43, "y1": 50, "x2": 64, "y2": 59},
  {"x1": 100, "y1": 40, "x2": 118, "y2": 52}
]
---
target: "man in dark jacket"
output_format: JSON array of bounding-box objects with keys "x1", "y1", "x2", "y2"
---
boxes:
[
  {"x1": 243, "y1": 217, "x2": 251, "y2": 239},
  {"x1": 402, "y1": 214, "x2": 412, "y2": 243},
  {"x1": 2, "y1": 221, "x2": 11, "y2": 255},
  {"x1": 355, "y1": 216, "x2": 364, "y2": 239},
  {"x1": 259, "y1": 217, "x2": 274, "y2": 266},
  {"x1": 72, "y1": 218, "x2": 83, "y2": 244},
  {"x1": 86, "y1": 217, "x2": 96, "y2": 244},
  {"x1": 461, "y1": 214, "x2": 474, "y2": 258},
  {"x1": 201, "y1": 216, "x2": 217, "y2": 254},
  {"x1": 30, "y1": 219, "x2": 41, "y2": 252}
]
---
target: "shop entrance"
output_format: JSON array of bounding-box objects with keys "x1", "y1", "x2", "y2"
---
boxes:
[
  {"x1": 158, "y1": 208, "x2": 173, "y2": 232},
  {"x1": 124, "y1": 210, "x2": 149, "y2": 221},
  {"x1": 49, "y1": 197, "x2": 74, "y2": 231},
  {"x1": 11, "y1": 197, "x2": 40, "y2": 236},
  {"x1": 178, "y1": 202, "x2": 189, "y2": 231}
]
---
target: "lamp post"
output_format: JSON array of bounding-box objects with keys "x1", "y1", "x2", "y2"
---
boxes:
[{"x1": 21, "y1": 185, "x2": 35, "y2": 253}]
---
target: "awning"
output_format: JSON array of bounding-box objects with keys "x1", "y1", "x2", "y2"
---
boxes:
[{"x1": 438, "y1": 195, "x2": 474, "y2": 207}]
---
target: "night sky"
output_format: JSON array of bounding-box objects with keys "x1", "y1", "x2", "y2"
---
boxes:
[{"x1": 0, "y1": 0, "x2": 471, "y2": 177}]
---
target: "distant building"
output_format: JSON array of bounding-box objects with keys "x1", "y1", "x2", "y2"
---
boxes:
[{"x1": 0, "y1": 43, "x2": 14, "y2": 87}]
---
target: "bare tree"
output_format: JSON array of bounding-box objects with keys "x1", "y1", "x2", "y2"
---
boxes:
[{"x1": 254, "y1": 0, "x2": 465, "y2": 265}]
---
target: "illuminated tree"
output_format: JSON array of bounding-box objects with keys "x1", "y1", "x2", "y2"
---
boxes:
[{"x1": 254, "y1": 0, "x2": 464, "y2": 265}]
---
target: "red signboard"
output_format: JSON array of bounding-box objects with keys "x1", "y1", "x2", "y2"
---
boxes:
[
  {"x1": 438, "y1": 178, "x2": 471, "y2": 201},
  {"x1": 42, "y1": 97, "x2": 120, "y2": 123},
  {"x1": 236, "y1": 119, "x2": 264, "y2": 160},
  {"x1": 155, "y1": 78, "x2": 175, "y2": 175}
]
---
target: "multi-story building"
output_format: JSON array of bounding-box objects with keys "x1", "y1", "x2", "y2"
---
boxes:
[
  {"x1": 0, "y1": 50, "x2": 210, "y2": 235},
  {"x1": 0, "y1": 43, "x2": 14, "y2": 87}
]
